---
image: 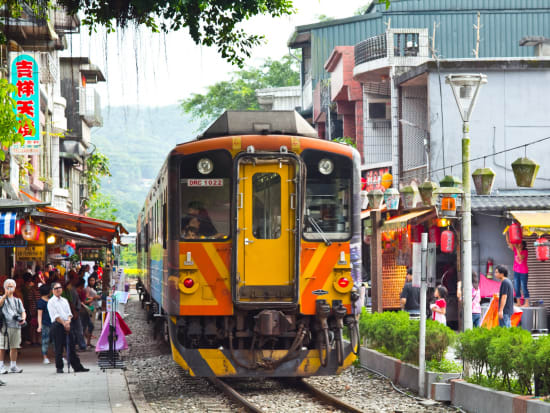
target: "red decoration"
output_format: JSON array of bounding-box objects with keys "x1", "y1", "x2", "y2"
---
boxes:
[
  {"x1": 509, "y1": 222, "x2": 522, "y2": 244},
  {"x1": 535, "y1": 238, "x2": 550, "y2": 262},
  {"x1": 429, "y1": 225, "x2": 441, "y2": 246},
  {"x1": 411, "y1": 224, "x2": 424, "y2": 243},
  {"x1": 15, "y1": 219, "x2": 24, "y2": 235},
  {"x1": 441, "y1": 230, "x2": 455, "y2": 253}
]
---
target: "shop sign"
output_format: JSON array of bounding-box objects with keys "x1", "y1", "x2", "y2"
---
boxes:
[
  {"x1": 16, "y1": 245, "x2": 45, "y2": 261},
  {"x1": 363, "y1": 167, "x2": 391, "y2": 192},
  {"x1": 81, "y1": 248, "x2": 102, "y2": 261},
  {"x1": 0, "y1": 236, "x2": 27, "y2": 248},
  {"x1": 10, "y1": 53, "x2": 41, "y2": 155}
]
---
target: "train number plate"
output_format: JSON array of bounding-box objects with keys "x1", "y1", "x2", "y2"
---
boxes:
[
  {"x1": 312, "y1": 289, "x2": 328, "y2": 296},
  {"x1": 187, "y1": 179, "x2": 223, "y2": 187}
]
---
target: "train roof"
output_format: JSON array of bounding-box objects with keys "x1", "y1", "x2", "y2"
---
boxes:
[{"x1": 197, "y1": 110, "x2": 318, "y2": 140}]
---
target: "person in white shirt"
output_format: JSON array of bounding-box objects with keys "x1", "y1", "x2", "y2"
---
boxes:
[
  {"x1": 47, "y1": 282, "x2": 89, "y2": 374},
  {"x1": 0, "y1": 278, "x2": 26, "y2": 374}
]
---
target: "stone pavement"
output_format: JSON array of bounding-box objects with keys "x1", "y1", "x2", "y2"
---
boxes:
[{"x1": 0, "y1": 334, "x2": 135, "y2": 413}]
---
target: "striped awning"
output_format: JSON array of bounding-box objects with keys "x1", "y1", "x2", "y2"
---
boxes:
[{"x1": 0, "y1": 212, "x2": 17, "y2": 235}]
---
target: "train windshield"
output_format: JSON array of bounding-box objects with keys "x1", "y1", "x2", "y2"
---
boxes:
[
  {"x1": 303, "y1": 150, "x2": 352, "y2": 241},
  {"x1": 179, "y1": 150, "x2": 232, "y2": 240}
]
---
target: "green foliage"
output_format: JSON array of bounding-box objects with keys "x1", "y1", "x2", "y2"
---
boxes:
[
  {"x1": 533, "y1": 335, "x2": 550, "y2": 396},
  {"x1": 54, "y1": 0, "x2": 295, "y2": 67},
  {"x1": 181, "y1": 54, "x2": 300, "y2": 129},
  {"x1": 86, "y1": 152, "x2": 111, "y2": 200},
  {"x1": 359, "y1": 309, "x2": 456, "y2": 367},
  {"x1": 426, "y1": 358, "x2": 462, "y2": 374},
  {"x1": 0, "y1": 79, "x2": 34, "y2": 161},
  {"x1": 88, "y1": 193, "x2": 118, "y2": 221},
  {"x1": 333, "y1": 136, "x2": 357, "y2": 148},
  {"x1": 119, "y1": 243, "x2": 137, "y2": 268}
]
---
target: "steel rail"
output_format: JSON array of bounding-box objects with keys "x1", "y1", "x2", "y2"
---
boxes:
[
  {"x1": 207, "y1": 377, "x2": 264, "y2": 413},
  {"x1": 297, "y1": 378, "x2": 365, "y2": 413}
]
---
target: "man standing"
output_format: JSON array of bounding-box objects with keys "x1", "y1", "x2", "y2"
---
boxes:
[
  {"x1": 0, "y1": 279, "x2": 26, "y2": 374},
  {"x1": 495, "y1": 265, "x2": 514, "y2": 328},
  {"x1": 400, "y1": 267, "x2": 420, "y2": 316},
  {"x1": 47, "y1": 282, "x2": 89, "y2": 373}
]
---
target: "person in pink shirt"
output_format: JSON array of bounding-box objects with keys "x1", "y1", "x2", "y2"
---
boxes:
[
  {"x1": 508, "y1": 240, "x2": 529, "y2": 306},
  {"x1": 471, "y1": 272, "x2": 481, "y2": 327},
  {"x1": 430, "y1": 285, "x2": 447, "y2": 325}
]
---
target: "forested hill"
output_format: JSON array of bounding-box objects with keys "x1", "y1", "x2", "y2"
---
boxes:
[{"x1": 92, "y1": 105, "x2": 199, "y2": 232}]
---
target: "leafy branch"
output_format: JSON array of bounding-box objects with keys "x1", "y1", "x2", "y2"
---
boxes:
[{"x1": 85, "y1": 151, "x2": 111, "y2": 200}]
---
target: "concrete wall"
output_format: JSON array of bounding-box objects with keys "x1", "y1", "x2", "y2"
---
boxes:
[
  {"x1": 427, "y1": 68, "x2": 550, "y2": 190},
  {"x1": 472, "y1": 214, "x2": 512, "y2": 276}
]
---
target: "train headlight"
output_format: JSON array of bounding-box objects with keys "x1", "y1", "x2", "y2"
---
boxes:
[
  {"x1": 318, "y1": 158, "x2": 334, "y2": 175},
  {"x1": 183, "y1": 278, "x2": 194, "y2": 288},
  {"x1": 337, "y1": 277, "x2": 350, "y2": 288},
  {"x1": 197, "y1": 158, "x2": 214, "y2": 175}
]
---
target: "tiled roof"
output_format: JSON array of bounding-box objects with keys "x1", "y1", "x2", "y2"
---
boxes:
[{"x1": 472, "y1": 194, "x2": 550, "y2": 211}]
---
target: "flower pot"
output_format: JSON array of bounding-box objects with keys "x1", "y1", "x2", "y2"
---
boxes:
[
  {"x1": 472, "y1": 167, "x2": 496, "y2": 195},
  {"x1": 367, "y1": 189, "x2": 384, "y2": 209},
  {"x1": 383, "y1": 187, "x2": 400, "y2": 210},
  {"x1": 400, "y1": 185, "x2": 419, "y2": 209},
  {"x1": 418, "y1": 181, "x2": 439, "y2": 206},
  {"x1": 511, "y1": 157, "x2": 540, "y2": 187}
]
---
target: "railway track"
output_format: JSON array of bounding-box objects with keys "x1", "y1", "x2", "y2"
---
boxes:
[{"x1": 210, "y1": 376, "x2": 364, "y2": 413}]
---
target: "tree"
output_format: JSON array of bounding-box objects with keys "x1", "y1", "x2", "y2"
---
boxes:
[
  {"x1": 181, "y1": 54, "x2": 300, "y2": 128},
  {"x1": 86, "y1": 151, "x2": 111, "y2": 201},
  {"x1": 6, "y1": 0, "x2": 294, "y2": 67},
  {"x1": 88, "y1": 192, "x2": 118, "y2": 221}
]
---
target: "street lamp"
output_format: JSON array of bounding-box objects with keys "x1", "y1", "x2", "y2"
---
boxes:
[{"x1": 446, "y1": 74, "x2": 487, "y2": 331}]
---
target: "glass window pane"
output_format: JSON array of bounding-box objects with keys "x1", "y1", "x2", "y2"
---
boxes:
[{"x1": 252, "y1": 173, "x2": 281, "y2": 239}]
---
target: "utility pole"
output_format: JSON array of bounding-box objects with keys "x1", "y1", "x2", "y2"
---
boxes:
[{"x1": 418, "y1": 232, "x2": 428, "y2": 397}]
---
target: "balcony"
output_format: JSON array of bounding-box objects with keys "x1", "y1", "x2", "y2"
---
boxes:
[
  {"x1": 79, "y1": 87, "x2": 103, "y2": 127},
  {"x1": 353, "y1": 29, "x2": 429, "y2": 83},
  {"x1": 40, "y1": 52, "x2": 58, "y2": 84}
]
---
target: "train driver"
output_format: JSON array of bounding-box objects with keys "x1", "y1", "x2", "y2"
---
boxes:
[{"x1": 181, "y1": 201, "x2": 220, "y2": 239}]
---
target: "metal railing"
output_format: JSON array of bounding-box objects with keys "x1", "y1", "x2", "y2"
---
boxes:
[
  {"x1": 40, "y1": 52, "x2": 58, "y2": 84},
  {"x1": 355, "y1": 34, "x2": 387, "y2": 65},
  {"x1": 355, "y1": 30, "x2": 424, "y2": 66},
  {"x1": 364, "y1": 119, "x2": 392, "y2": 164}
]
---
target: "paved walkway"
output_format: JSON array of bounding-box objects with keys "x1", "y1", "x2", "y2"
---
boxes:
[{"x1": 0, "y1": 329, "x2": 135, "y2": 412}]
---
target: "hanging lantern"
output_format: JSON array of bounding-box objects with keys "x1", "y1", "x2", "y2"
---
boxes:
[
  {"x1": 472, "y1": 167, "x2": 496, "y2": 195},
  {"x1": 21, "y1": 221, "x2": 37, "y2": 241},
  {"x1": 439, "y1": 175, "x2": 462, "y2": 188},
  {"x1": 535, "y1": 238, "x2": 550, "y2": 262},
  {"x1": 508, "y1": 222, "x2": 522, "y2": 245},
  {"x1": 441, "y1": 230, "x2": 455, "y2": 253},
  {"x1": 381, "y1": 172, "x2": 393, "y2": 189},
  {"x1": 429, "y1": 225, "x2": 441, "y2": 246},
  {"x1": 512, "y1": 157, "x2": 540, "y2": 188},
  {"x1": 34, "y1": 225, "x2": 40, "y2": 241},
  {"x1": 434, "y1": 187, "x2": 463, "y2": 218},
  {"x1": 15, "y1": 219, "x2": 24, "y2": 235},
  {"x1": 360, "y1": 190, "x2": 369, "y2": 210},
  {"x1": 411, "y1": 224, "x2": 423, "y2": 243},
  {"x1": 400, "y1": 185, "x2": 420, "y2": 209},
  {"x1": 384, "y1": 187, "x2": 400, "y2": 210},
  {"x1": 367, "y1": 189, "x2": 384, "y2": 209},
  {"x1": 418, "y1": 181, "x2": 439, "y2": 206}
]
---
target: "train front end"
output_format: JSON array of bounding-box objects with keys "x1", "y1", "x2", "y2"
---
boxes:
[{"x1": 165, "y1": 111, "x2": 362, "y2": 377}]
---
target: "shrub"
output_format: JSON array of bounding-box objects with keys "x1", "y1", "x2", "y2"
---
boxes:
[{"x1": 533, "y1": 335, "x2": 550, "y2": 396}]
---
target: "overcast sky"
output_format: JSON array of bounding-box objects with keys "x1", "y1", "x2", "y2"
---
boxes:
[{"x1": 63, "y1": 0, "x2": 369, "y2": 107}]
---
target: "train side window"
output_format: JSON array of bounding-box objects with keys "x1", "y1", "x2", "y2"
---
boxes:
[
  {"x1": 162, "y1": 202, "x2": 167, "y2": 249},
  {"x1": 252, "y1": 173, "x2": 281, "y2": 239}
]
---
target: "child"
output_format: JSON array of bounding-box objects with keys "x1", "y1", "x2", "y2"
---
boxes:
[{"x1": 430, "y1": 285, "x2": 448, "y2": 325}]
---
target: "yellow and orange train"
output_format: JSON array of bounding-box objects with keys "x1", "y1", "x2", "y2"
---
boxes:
[{"x1": 137, "y1": 111, "x2": 362, "y2": 377}]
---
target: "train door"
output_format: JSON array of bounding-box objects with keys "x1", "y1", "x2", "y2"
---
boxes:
[{"x1": 236, "y1": 156, "x2": 298, "y2": 304}]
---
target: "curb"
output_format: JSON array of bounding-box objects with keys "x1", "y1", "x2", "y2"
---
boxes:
[{"x1": 124, "y1": 366, "x2": 157, "y2": 413}]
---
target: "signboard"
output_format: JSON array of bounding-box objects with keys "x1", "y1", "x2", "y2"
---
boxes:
[
  {"x1": 81, "y1": 248, "x2": 102, "y2": 261},
  {"x1": 16, "y1": 245, "x2": 45, "y2": 261},
  {"x1": 10, "y1": 53, "x2": 41, "y2": 155},
  {"x1": 0, "y1": 235, "x2": 27, "y2": 248},
  {"x1": 363, "y1": 167, "x2": 390, "y2": 192},
  {"x1": 186, "y1": 179, "x2": 223, "y2": 187}
]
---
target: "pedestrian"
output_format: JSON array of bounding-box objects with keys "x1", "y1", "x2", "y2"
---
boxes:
[
  {"x1": 399, "y1": 267, "x2": 420, "y2": 316},
  {"x1": 37, "y1": 283, "x2": 53, "y2": 364},
  {"x1": 430, "y1": 285, "x2": 447, "y2": 325},
  {"x1": 65, "y1": 275, "x2": 87, "y2": 351},
  {"x1": 495, "y1": 265, "x2": 514, "y2": 328},
  {"x1": 0, "y1": 278, "x2": 27, "y2": 374},
  {"x1": 46, "y1": 282, "x2": 89, "y2": 373},
  {"x1": 507, "y1": 238, "x2": 530, "y2": 307},
  {"x1": 471, "y1": 272, "x2": 482, "y2": 327}
]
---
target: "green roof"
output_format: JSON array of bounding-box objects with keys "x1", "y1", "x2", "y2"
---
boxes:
[{"x1": 289, "y1": 0, "x2": 550, "y2": 85}]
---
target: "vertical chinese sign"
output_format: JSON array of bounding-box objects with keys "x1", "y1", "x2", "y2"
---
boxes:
[{"x1": 10, "y1": 54, "x2": 41, "y2": 155}]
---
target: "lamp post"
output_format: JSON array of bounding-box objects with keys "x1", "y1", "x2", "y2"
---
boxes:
[{"x1": 446, "y1": 74, "x2": 487, "y2": 331}]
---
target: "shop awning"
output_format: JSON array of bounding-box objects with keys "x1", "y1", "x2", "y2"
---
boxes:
[
  {"x1": 361, "y1": 206, "x2": 387, "y2": 220},
  {"x1": 510, "y1": 210, "x2": 550, "y2": 236},
  {"x1": 381, "y1": 209, "x2": 433, "y2": 231}
]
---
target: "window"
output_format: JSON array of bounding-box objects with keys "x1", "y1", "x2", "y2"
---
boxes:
[
  {"x1": 302, "y1": 150, "x2": 352, "y2": 241},
  {"x1": 252, "y1": 173, "x2": 281, "y2": 239},
  {"x1": 180, "y1": 150, "x2": 232, "y2": 240}
]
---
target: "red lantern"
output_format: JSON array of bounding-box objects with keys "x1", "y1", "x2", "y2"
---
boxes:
[
  {"x1": 509, "y1": 222, "x2": 522, "y2": 244},
  {"x1": 15, "y1": 219, "x2": 24, "y2": 235},
  {"x1": 441, "y1": 230, "x2": 455, "y2": 253},
  {"x1": 429, "y1": 225, "x2": 441, "y2": 246},
  {"x1": 535, "y1": 237, "x2": 550, "y2": 262}
]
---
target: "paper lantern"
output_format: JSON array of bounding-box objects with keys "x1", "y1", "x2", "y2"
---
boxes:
[
  {"x1": 508, "y1": 222, "x2": 522, "y2": 245},
  {"x1": 21, "y1": 221, "x2": 37, "y2": 241},
  {"x1": 384, "y1": 187, "x2": 400, "y2": 210},
  {"x1": 418, "y1": 181, "x2": 439, "y2": 206},
  {"x1": 472, "y1": 167, "x2": 496, "y2": 195},
  {"x1": 535, "y1": 238, "x2": 550, "y2": 262},
  {"x1": 441, "y1": 230, "x2": 455, "y2": 253},
  {"x1": 367, "y1": 189, "x2": 384, "y2": 209},
  {"x1": 512, "y1": 157, "x2": 540, "y2": 188},
  {"x1": 400, "y1": 185, "x2": 419, "y2": 209}
]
